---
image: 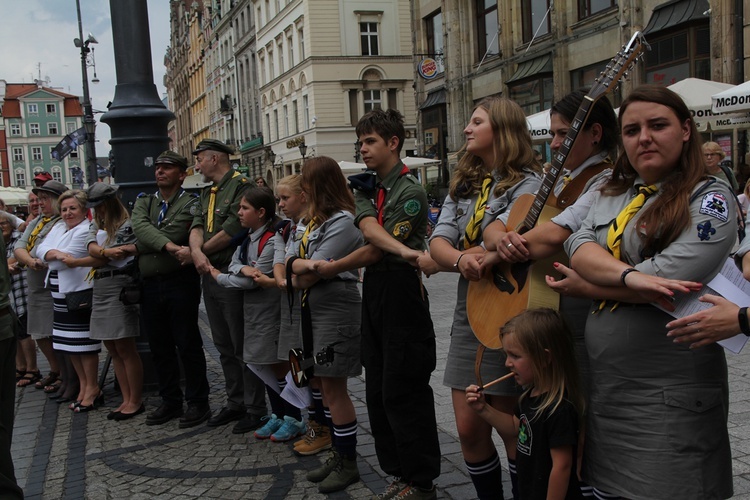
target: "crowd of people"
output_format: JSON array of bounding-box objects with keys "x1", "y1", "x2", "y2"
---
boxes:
[{"x1": 1, "y1": 84, "x2": 746, "y2": 499}]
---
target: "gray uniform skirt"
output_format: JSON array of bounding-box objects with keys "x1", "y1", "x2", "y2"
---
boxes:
[
  {"x1": 89, "y1": 274, "x2": 140, "y2": 341},
  {"x1": 26, "y1": 268, "x2": 53, "y2": 340},
  {"x1": 306, "y1": 279, "x2": 361, "y2": 378},
  {"x1": 584, "y1": 304, "x2": 732, "y2": 499},
  {"x1": 278, "y1": 289, "x2": 301, "y2": 360},
  {"x1": 243, "y1": 286, "x2": 282, "y2": 365},
  {"x1": 443, "y1": 277, "x2": 522, "y2": 396}
]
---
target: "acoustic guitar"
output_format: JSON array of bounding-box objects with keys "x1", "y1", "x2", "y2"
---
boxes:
[{"x1": 466, "y1": 32, "x2": 649, "y2": 350}]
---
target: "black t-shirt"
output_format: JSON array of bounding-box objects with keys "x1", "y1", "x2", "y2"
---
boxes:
[{"x1": 515, "y1": 394, "x2": 583, "y2": 500}]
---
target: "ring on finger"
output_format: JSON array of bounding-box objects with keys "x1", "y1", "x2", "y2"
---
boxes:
[{"x1": 507, "y1": 243, "x2": 514, "y2": 248}]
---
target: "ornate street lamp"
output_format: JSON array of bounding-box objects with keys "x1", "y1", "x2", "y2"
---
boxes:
[
  {"x1": 354, "y1": 141, "x2": 361, "y2": 162},
  {"x1": 299, "y1": 143, "x2": 308, "y2": 164},
  {"x1": 74, "y1": 0, "x2": 98, "y2": 187}
]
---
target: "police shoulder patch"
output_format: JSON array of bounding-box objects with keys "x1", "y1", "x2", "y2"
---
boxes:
[
  {"x1": 404, "y1": 199, "x2": 421, "y2": 216},
  {"x1": 699, "y1": 192, "x2": 729, "y2": 222},
  {"x1": 392, "y1": 220, "x2": 412, "y2": 240}
]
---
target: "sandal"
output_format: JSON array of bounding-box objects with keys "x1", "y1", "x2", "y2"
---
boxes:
[
  {"x1": 15, "y1": 369, "x2": 25, "y2": 382},
  {"x1": 35, "y1": 371, "x2": 59, "y2": 390},
  {"x1": 44, "y1": 380, "x2": 62, "y2": 394},
  {"x1": 17, "y1": 370, "x2": 42, "y2": 388}
]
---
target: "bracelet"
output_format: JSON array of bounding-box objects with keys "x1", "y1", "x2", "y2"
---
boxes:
[
  {"x1": 454, "y1": 253, "x2": 465, "y2": 269},
  {"x1": 620, "y1": 267, "x2": 639, "y2": 286},
  {"x1": 99, "y1": 248, "x2": 106, "y2": 258},
  {"x1": 739, "y1": 307, "x2": 750, "y2": 336}
]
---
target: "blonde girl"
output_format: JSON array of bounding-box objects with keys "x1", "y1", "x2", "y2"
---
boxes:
[{"x1": 466, "y1": 308, "x2": 584, "y2": 500}]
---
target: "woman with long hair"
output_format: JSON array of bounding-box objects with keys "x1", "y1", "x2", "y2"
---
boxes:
[
  {"x1": 286, "y1": 156, "x2": 363, "y2": 494},
  {"x1": 36, "y1": 190, "x2": 104, "y2": 412},
  {"x1": 557, "y1": 85, "x2": 735, "y2": 498},
  {"x1": 85, "y1": 183, "x2": 143, "y2": 420},
  {"x1": 428, "y1": 96, "x2": 542, "y2": 499}
]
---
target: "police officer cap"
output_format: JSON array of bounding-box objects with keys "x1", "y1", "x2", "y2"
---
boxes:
[
  {"x1": 86, "y1": 182, "x2": 119, "y2": 208},
  {"x1": 32, "y1": 180, "x2": 68, "y2": 198},
  {"x1": 192, "y1": 138, "x2": 234, "y2": 156},
  {"x1": 156, "y1": 150, "x2": 189, "y2": 170}
]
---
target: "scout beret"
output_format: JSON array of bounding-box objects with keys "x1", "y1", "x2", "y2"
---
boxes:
[
  {"x1": 156, "y1": 150, "x2": 189, "y2": 170},
  {"x1": 86, "y1": 182, "x2": 119, "y2": 208},
  {"x1": 33, "y1": 171, "x2": 53, "y2": 183},
  {"x1": 192, "y1": 138, "x2": 234, "y2": 156}
]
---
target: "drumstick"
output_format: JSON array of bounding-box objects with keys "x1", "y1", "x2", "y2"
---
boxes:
[{"x1": 478, "y1": 372, "x2": 515, "y2": 392}]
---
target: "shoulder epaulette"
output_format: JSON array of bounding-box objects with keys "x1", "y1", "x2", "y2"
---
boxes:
[{"x1": 136, "y1": 192, "x2": 150, "y2": 199}]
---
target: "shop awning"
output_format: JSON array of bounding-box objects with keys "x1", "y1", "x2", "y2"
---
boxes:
[
  {"x1": 644, "y1": 0, "x2": 709, "y2": 34},
  {"x1": 506, "y1": 54, "x2": 553, "y2": 84},
  {"x1": 420, "y1": 89, "x2": 447, "y2": 110},
  {"x1": 240, "y1": 137, "x2": 263, "y2": 152}
]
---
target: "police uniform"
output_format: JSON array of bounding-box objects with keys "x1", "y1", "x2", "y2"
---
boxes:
[
  {"x1": 14, "y1": 215, "x2": 61, "y2": 340},
  {"x1": 352, "y1": 161, "x2": 440, "y2": 488},
  {"x1": 286, "y1": 211, "x2": 363, "y2": 377},
  {"x1": 216, "y1": 221, "x2": 281, "y2": 365},
  {"x1": 433, "y1": 170, "x2": 541, "y2": 395},
  {"x1": 564, "y1": 178, "x2": 736, "y2": 499},
  {"x1": 274, "y1": 218, "x2": 303, "y2": 359},
  {"x1": 86, "y1": 220, "x2": 139, "y2": 341},
  {"x1": 131, "y1": 188, "x2": 210, "y2": 410},
  {"x1": 190, "y1": 167, "x2": 267, "y2": 419}
]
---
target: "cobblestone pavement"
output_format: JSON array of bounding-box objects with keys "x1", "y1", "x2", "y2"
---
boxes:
[{"x1": 10, "y1": 271, "x2": 750, "y2": 498}]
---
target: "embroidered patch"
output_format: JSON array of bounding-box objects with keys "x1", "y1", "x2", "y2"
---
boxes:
[
  {"x1": 456, "y1": 207, "x2": 465, "y2": 216},
  {"x1": 392, "y1": 221, "x2": 412, "y2": 239},
  {"x1": 189, "y1": 204, "x2": 200, "y2": 216},
  {"x1": 699, "y1": 192, "x2": 729, "y2": 222},
  {"x1": 697, "y1": 220, "x2": 716, "y2": 241},
  {"x1": 404, "y1": 199, "x2": 421, "y2": 216}
]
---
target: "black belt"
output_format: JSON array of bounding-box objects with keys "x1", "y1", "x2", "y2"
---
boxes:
[{"x1": 94, "y1": 268, "x2": 134, "y2": 280}]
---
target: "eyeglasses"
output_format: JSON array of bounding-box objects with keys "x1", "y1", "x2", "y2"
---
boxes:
[
  {"x1": 704, "y1": 153, "x2": 720, "y2": 158},
  {"x1": 0, "y1": 222, "x2": 11, "y2": 227}
]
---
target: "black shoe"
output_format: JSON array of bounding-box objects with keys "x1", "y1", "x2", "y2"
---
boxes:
[
  {"x1": 232, "y1": 413, "x2": 264, "y2": 434},
  {"x1": 179, "y1": 404, "x2": 212, "y2": 429},
  {"x1": 145, "y1": 403, "x2": 184, "y2": 426},
  {"x1": 113, "y1": 404, "x2": 146, "y2": 421},
  {"x1": 206, "y1": 407, "x2": 245, "y2": 427}
]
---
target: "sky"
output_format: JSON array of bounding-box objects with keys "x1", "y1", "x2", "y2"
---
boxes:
[{"x1": 0, "y1": 0, "x2": 171, "y2": 157}]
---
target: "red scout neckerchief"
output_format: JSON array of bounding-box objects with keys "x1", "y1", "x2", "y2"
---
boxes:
[{"x1": 376, "y1": 165, "x2": 410, "y2": 226}]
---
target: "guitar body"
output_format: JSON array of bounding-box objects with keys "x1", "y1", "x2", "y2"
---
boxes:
[{"x1": 466, "y1": 193, "x2": 567, "y2": 349}]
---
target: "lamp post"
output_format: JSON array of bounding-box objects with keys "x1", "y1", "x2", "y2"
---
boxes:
[
  {"x1": 299, "y1": 143, "x2": 308, "y2": 164},
  {"x1": 74, "y1": 0, "x2": 98, "y2": 187},
  {"x1": 354, "y1": 141, "x2": 362, "y2": 162}
]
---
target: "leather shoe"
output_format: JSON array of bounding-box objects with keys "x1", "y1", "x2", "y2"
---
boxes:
[
  {"x1": 145, "y1": 403, "x2": 184, "y2": 426},
  {"x1": 232, "y1": 413, "x2": 265, "y2": 434},
  {"x1": 179, "y1": 404, "x2": 212, "y2": 429},
  {"x1": 206, "y1": 407, "x2": 245, "y2": 427}
]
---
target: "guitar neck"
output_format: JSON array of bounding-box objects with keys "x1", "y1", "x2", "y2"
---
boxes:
[{"x1": 522, "y1": 98, "x2": 595, "y2": 230}]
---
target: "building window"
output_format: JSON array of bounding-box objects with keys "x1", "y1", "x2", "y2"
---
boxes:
[
  {"x1": 364, "y1": 90, "x2": 382, "y2": 112},
  {"x1": 360, "y1": 22, "x2": 379, "y2": 56},
  {"x1": 48, "y1": 123, "x2": 58, "y2": 135},
  {"x1": 12, "y1": 148, "x2": 23, "y2": 162},
  {"x1": 67, "y1": 122, "x2": 76, "y2": 134},
  {"x1": 70, "y1": 148, "x2": 78, "y2": 158},
  {"x1": 645, "y1": 27, "x2": 710, "y2": 86},
  {"x1": 278, "y1": 40, "x2": 284, "y2": 74},
  {"x1": 266, "y1": 113, "x2": 271, "y2": 141},
  {"x1": 476, "y1": 0, "x2": 499, "y2": 59},
  {"x1": 273, "y1": 109, "x2": 279, "y2": 140},
  {"x1": 32, "y1": 147, "x2": 43, "y2": 161},
  {"x1": 283, "y1": 105, "x2": 289, "y2": 137},
  {"x1": 570, "y1": 60, "x2": 622, "y2": 107},
  {"x1": 522, "y1": 0, "x2": 550, "y2": 43},
  {"x1": 9, "y1": 124, "x2": 20, "y2": 136},
  {"x1": 579, "y1": 0, "x2": 616, "y2": 20},
  {"x1": 509, "y1": 76, "x2": 554, "y2": 114},
  {"x1": 303, "y1": 95, "x2": 310, "y2": 129},
  {"x1": 287, "y1": 35, "x2": 294, "y2": 67},
  {"x1": 30, "y1": 123, "x2": 40, "y2": 135},
  {"x1": 268, "y1": 49, "x2": 275, "y2": 80},
  {"x1": 425, "y1": 10, "x2": 445, "y2": 73},
  {"x1": 292, "y1": 100, "x2": 299, "y2": 134},
  {"x1": 27, "y1": 104, "x2": 38, "y2": 115},
  {"x1": 52, "y1": 169, "x2": 62, "y2": 182},
  {"x1": 15, "y1": 171, "x2": 25, "y2": 187},
  {"x1": 46, "y1": 103, "x2": 57, "y2": 114},
  {"x1": 298, "y1": 28, "x2": 306, "y2": 60}
]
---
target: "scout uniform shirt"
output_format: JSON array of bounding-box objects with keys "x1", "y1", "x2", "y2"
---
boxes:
[
  {"x1": 190, "y1": 169, "x2": 251, "y2": 268},
  {"x1": 353, "y1": 161, "x2": 428, "y2": 266},
  {"x1": 131, "y1": 189, "x2": 201, "y2": 278}
]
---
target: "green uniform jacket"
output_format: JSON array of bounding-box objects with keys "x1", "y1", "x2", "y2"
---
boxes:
[
  {"x1": 353, "y1": 161, "x2": 428, "y2": 266},
  {"x1": 190, "y1": 169, "x2": 251, "y2": 267},
  {"x1": 131, "y1": 189, "x2": 201, "y2": 278}
]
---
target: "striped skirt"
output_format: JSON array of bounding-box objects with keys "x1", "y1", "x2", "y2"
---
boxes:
[{"x1": 49, "y1": 271, "x2": 100, "y2": 354}]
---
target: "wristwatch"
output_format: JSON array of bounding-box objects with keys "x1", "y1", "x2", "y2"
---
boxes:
[{"x1": 738, "y1": 307, "x2": 750, "y2": 336}]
